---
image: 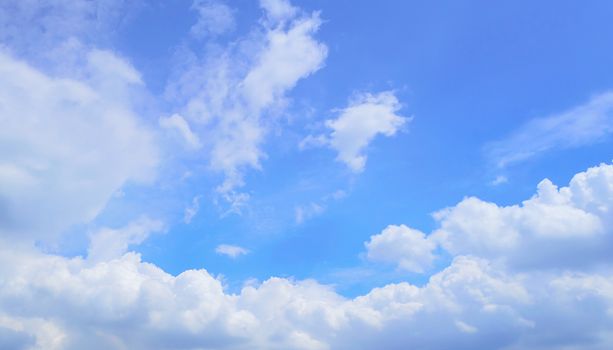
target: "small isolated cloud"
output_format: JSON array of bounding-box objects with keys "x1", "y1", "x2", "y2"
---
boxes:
[
  {"x1": 490, "y1": 175, "x2": 508, "y2": 186},
  {"x1": 295, "y1": 202, "x2": 324, "y2": 224},
  {"x1": 365, "y1": 224, "x2": 436, "y2": 273},
  {"x1": 190, "y1": 0, "x2": 235, "y2": 39},
  {"x1": 305, "y1": 91, "x2": 409, "y2": 172},
  {"x1": 487, "y1": 91, "x2": 613, "y2": 168},
  {"x1": 159, "y1": 114, "x2": 202, "y2": 149},
  {"x1": 184, "y1": 195, "x2": 202, "y2": 224},
  {"x1": 215, "y1": 244, "x2": 249, "y2": 258}
]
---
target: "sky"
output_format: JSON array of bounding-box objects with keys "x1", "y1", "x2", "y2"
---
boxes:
[{"x1": 0, "y1": 0, "x2": 613, "y2": 349}]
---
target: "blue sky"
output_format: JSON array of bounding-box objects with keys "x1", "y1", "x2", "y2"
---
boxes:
[{"x1": 1, "y1": 0, "x2": 613, "y2": 349}]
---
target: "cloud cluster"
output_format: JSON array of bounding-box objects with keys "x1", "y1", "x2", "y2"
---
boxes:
[
  {"x1": 167, "y1": 0, "x2": 327, "y2": 210},
  {"x1": 1, "y1": 1, "x2": 612, "y2": 349},
  {"x1": 1, "y1": 154, "x2": 612, "y2": 349}
]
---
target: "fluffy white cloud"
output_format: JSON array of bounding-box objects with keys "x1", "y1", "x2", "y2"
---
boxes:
[
  {"x1": 433, "y1": 162, "x2": 613, "y2": 270},
  {"x1": 0, "y1": 51, "x2": 158, "y2": 239},
  {"x1": 365, "y1": 225, "x2": 436, "y2": 273},
  {"x1": 487, "y1": 91, "x2": 613, "y2": 168},
  {"x1": 306, "y1": 91, "x2": 408, "y2": 172},
  {"x1": 0, "y1": 161, "x2": 612, "y2": 348},
  {"x1": 216, "y1": 244, "x2": 249, "y2": 258},
  {"x1": 0, "y1": 246, "x2": 612, "y2": 349},
  {"x1": 167, "y1": 0, "x2": 327, "y2": 210}
]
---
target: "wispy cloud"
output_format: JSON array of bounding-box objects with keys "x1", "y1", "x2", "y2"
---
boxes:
[
  {"x1": 183, "y1": 195, "x2": 202, "y2": 224},
  {"x1": 215, "y1": 244, "x2": 249, "y2": 258},
  {"x1": 487, "y1": 91, "x2": 613, "y2": 168}
]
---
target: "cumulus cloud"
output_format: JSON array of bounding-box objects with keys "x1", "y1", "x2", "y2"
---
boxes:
[
  {"x1": 0, "y1": 146, "x2": 613, "y2": 349},
  {"x1": 0, "y1": 51, "x2": 157, "y2": 239},
  {"x1": 365, "y1": 225, "x2": 436, "y2": 273},
  {"x1": 167, "y1": 0, "x2": 327, "y2": 210},
  {"x1": 0, "y1": 245, "x2": 612, "y2": 349},
  {"x1": 433, "y1": 162, "x2": 613, "y2": 270},
  {"x1": 2, "y1": 2, "x2": 613, "y2": 349},
  {"x1": 487, "y1": 91, "x2": 613, "y2": 168},
  {"x1": 215, "y1": 244, "x2": 249, "y2": 258},
  {"x1": 305, "y1": 91, "x2": 408, "y2": 172}
]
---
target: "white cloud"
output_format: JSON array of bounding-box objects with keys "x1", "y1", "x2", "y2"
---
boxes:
[
  {"x1": 487, "y1": 91, "x2": 613, "y2": 168},
  {"x1": 159, "y1": 114, "x2": 202, "y2": 150},
  {"x1": 365, "y1": 225, "x2": 436, "y2": 273},
  {"x1": 0, "y1": 158, "x2": 612, "y2": 348},
  {"x1": 433, "y1": 162, "x2": 613, "y2": 270},
  {"x1": 0, "y1": 51, "x2": 158, "y2": 239},
  {"x1": 306, "y1": 91, "x2": 408, "y2": 172},
  {"x1": 215, "y1": 244, "x2": 249, "y2": 258},
  {"x1": 87, "y1": 217, "x2": 164, "y2": 263},
  {"x1": 184, "y1": 195, "x2": 202, "y2": 224},
  {"x1": 190, "y1": 0, "x2": 235, "y2": 39},
  {"x1": 167, "y1": 1, "x2": 327, "y2": 211},
  {"x1": 0, "y1": 247, "x2": 612, "y2": 349}
]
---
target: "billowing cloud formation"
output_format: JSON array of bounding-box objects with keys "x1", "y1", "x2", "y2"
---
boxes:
[
  {"x1": 168, "y1": 0, "x2": 327, "y2": 210},
  {"x1": 1, "y1": 159, "x2": 612, "y2": 348},
  {"x1": 0, "y1": 51, "x2": 157, "y2": 239},
  {"x1": 0, "y1": 242, "x2": 611, "y2": 349},
  {"x1": 304, "y1": 91, "x2": 408, "y2": 172},
  {"x1": 1, "y1": 1, "x2": 613, "y2": 349},
  {"x1": 365, "y1": 225, "x2": 436, "y2": 273},
  {"x1": 433, "y1": 162, "x2": 613, "y2": 270},
  {"x1": 487, "y1": 91, "x2": 613, "y2": 168}
]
